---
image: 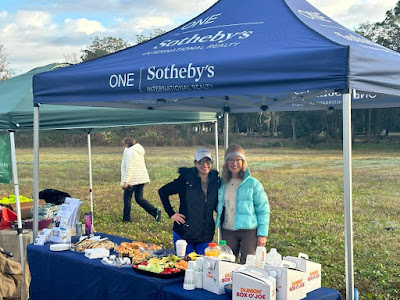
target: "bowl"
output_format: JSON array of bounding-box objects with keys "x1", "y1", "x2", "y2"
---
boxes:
[{"x1": 25, "y1": 218, "x2": 53, "y2": 230}]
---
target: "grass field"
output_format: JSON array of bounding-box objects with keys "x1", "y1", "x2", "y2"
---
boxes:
[{"x1": 1, "y1": 146, "x2": 399, "y2": 299}]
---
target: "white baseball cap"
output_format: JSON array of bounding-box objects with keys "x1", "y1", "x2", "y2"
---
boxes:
[{"x1": 194, "y1": 147, "x2": 212, "y2": 161}]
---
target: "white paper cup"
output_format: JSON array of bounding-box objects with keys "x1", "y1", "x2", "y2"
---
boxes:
[
  {"x1": 175, "y1": 239, "x2": 188, "y2": 257},
  {"x1": 183, "y1": 269, "x2": 195, "y2": 290}
]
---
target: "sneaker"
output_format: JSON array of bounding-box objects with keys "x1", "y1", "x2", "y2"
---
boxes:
[{"x1": 155, "y1": 209, "x2": 162, "y2": 222}]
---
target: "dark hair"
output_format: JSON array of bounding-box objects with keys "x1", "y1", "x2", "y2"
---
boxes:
[{"x1": 122, "y1": 137, "x2": 136, "y2": 147}]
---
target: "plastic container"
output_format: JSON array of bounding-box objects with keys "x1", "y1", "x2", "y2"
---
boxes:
[
  {"x1": 0, "y1": 208, "x2": 17, "y2": 230},
  {"x1": 265, "y1": 248, "x2": 282, "y2": 266},
  {"x1": 204, "y1": 242, "x2": 221, "y2": 257},
  {"x1": 60, "y1": 220, "x2": 71, "y2": 244},
  {"x1": 218, "y1": 240, "x2": 234, "y2": 255}
]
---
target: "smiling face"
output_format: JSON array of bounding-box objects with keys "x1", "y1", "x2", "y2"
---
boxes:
[
  {"x1": 227, "y1": 156, "x2": 243, "y2": 178},
  {"x1": 195, "y1": 158, "x2": 213, "y2": 176}
]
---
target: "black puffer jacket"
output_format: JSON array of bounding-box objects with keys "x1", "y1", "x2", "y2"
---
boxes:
[{"x1": 158, "y1": 167, "x2": 220, "y2": 243}]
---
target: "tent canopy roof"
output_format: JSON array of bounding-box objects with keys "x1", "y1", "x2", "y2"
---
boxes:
[
  {"x1": 0, "y1": 64, "x2": 216, "y2": 132},
  {"x1": 33, "y1": 0, "x2": 400, "y2": 113}
]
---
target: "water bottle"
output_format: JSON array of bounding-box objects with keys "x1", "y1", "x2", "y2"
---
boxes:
[
  {"x1": 60, "y1": 220, "x2": 71, "y2": 244},
  {"x1": 218, "y1": 240, "x2": 234, "y2": 255},
  {"x1": 265, "y1": 248, "x2": 282, "y2": 266}
]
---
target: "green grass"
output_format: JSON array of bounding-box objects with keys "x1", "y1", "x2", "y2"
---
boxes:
[{"x1": 1, "y1": 146, "x2": 399, "y2": 299}]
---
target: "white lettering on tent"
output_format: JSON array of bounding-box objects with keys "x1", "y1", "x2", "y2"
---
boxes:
[
  {"x1": 182, "y1": 13, "x2": 221, "y2": 30},
  {"x1": 298, "y1": 10, "x2": 331, "y2": 23},
  {"x1": 109, "y1": 73, "x2": 135, "y2": 88},
  {"x1": 156, "y1": 30, "x2": 252, "y2": 49},
  {"x1": 147, "y1": 63, "x2": 215, "y2": 82}
]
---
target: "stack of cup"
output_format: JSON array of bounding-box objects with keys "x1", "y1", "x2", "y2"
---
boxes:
[
  {"x1": 183, "y1": 269, "x2": 195, "y2": 290},
  {"x1": 255, "y1": 246, "x2": 267, "y2": 269},
  {"x1": 194, "y1": 257, "x2": 204, "y2": 289},
  {"x1": 245, "y1": 254, "x2": 256, "y2": 266},
  {"x1": 175, "y1": 239, "x2": 188, "y2": 257}
]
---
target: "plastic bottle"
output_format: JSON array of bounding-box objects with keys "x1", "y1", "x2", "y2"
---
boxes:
[
  {"x1": 265, "y1": 248, "x2": 282, "y2": 266},
  {"x1": 204, "y1": 242, "x2": 221, "y2": 257},
  {"x1": 218, "y1": 240, "x2": 234, "y2": 255},
  {"x1": 60, "y1": 220, "x2": 71, "y2": 244}
]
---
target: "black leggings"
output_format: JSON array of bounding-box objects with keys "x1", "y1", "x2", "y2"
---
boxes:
[
  {"x1": 221, "y1": 227, "x2": 258, "y2": 264},
  {"x1": 123, "y1": 184, "x2": 157, "y2": 221}
]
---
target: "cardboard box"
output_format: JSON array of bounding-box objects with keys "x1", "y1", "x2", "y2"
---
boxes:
[
  {"x1": 10, "y1": 200, "x2": 46, "y2": 219},
  {"x1": 283, "y1": 253, "x2": 321, "y2": 294},
  {"x1": 264, "y1": 262, "x2": 307, "y2": 300},
  {"x1": 202, "y1": 256, "x2": 241, "y2": 295},
  {"x1": 233, "y1": 265, "x2": 276, "y2": 300}
]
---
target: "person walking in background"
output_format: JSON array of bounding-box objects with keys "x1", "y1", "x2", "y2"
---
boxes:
[
  {"x1": 158, "y1": 147, "x2": 220, "y2": 255},
  {"x1": 216, "y1": 144, "x2": 270, "y2": 264},
  {"x1": 121, "y1": 137, "x2": 161, "y2": 222}
]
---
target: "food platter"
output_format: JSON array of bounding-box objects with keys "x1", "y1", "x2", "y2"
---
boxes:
[{"x1": 132, "y1": 263, "x2": 185, "y2": 279}]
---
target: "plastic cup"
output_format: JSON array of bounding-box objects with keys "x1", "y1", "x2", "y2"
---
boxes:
[
  {"x1": 245, "y1": 254, "x2": 256, "y2": 266},
  {"x1": 187, "y1": 260, "x2": 196, "y2": 271},
  {"x1": 183, "y1": 269, "x2": 195, "y2": 290},
  {"x1": 175, "y1": 239, "x2": 188, "y2": 257},
  {"x1": 255, "y1": 246, "x2": 266, "y2": 268}
]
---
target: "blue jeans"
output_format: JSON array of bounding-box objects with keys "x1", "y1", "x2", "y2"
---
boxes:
[
  {"x1": 123, "y1": 184, "x2": 157, "y2": 221},
  {"x1": 173, "y1": 231, "x2": 210, "y2": 255}
]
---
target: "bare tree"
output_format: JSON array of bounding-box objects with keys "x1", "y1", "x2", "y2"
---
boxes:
[
  {"x1": 0, "y1": 44, "x2": 12, "y2": 81},
  {"x1": 63, "y1": 53, "x2": 81, "y2": 65}
]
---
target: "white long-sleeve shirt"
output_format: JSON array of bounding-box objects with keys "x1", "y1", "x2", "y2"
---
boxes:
[{"x1": 120, "y1": 143, "x2": 150, "y2": 186}]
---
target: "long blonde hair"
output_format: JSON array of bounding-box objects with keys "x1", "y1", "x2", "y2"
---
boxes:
[{"x1": 222, "y1": 144, "x2": 247, "y2": 182}]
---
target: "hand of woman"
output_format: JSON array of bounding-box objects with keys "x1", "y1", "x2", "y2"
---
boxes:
[
  {"x1": 257, "y1": 236, "x2": 267, "y2": 247},
  {"x1": 171, "y1": 213, "x2": 186, "y2": 225}
]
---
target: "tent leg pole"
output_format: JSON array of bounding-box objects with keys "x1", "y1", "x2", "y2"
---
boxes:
[
  {"x1": 214, "y1": 121, "x2": 221, "y2": 242},
  {"x1": 343, "y1": 92, "x2": 354, "y2": 300},
  {"x1": 224, "y1": 112, "x2": 229, "y2": 152},
  {"x1": 88, "y1": 133, "x2": 94, "y2": 216},
  {"x1": 9, "y1": 131, "x2": 25, "y2": 275},
  {"x1": 214, "y1": 121, "x2": 219, "y2": 172},
  {"x1": 33, "y1": 104, "x2": 40, "y2": 239}
]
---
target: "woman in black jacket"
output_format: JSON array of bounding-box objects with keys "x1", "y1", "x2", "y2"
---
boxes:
[{"x1": 158, "y1": 147, "x2": 220, "y2": 255}]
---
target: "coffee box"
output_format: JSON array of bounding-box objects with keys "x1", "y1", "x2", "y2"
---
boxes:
[
  {"x1": 264, "y1": 262, "x2": 307, "y2": 300},
  {"x1": 283, "y1": 253, "x2": 321, "y2": 294},
  {"x1": 233, "y1": 265, "x2": 276, "y2": 300},
  {"x1": 202, "y1": 256, "x2": 241, "y2": 295}
]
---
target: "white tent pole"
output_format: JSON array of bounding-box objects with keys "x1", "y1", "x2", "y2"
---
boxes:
[
  {"x1": 224, "y1": 111, "x2": 229, "y2": 152},
  {"x1": 214, "y1": 121, "x2": 219, "y2": 172},
  {"x1": 343, "y1": 91, "x2": 354, "y2": 300},
  {"x1": 9, "y1": 131, "x2": 25, "y2": 275},
  {"x1": 214, "y1": 120, "x2": 221, "y2": 242},
  {"x1": 33, "y1": 104, "x2": 40, "y2": 239},
  {"x1": 87, "y1": 132, "x2": 94, "y2": 217}
]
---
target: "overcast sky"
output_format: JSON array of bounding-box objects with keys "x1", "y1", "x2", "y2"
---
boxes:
[{"x1": 0, "y1": 0, "x2": 398, "y2": 75}]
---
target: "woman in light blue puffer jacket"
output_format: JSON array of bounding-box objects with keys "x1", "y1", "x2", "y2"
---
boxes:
[{"x1": 215, "y1": 144, "x2": 270, "y2": 264}]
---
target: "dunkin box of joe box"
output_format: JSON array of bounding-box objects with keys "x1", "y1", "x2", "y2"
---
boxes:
[
  {"x1": 202, "y1": 256, "x2": 241, "y2": 295},
  {"x1": 232, "y1": 265, "x2": 276, "y2": 300},
  {"x1": 264, "y1": 261, "x2": 307, "y2": 300},
  {"x1": 283, "y1": 253, "x2": 321, "y2": 294}
]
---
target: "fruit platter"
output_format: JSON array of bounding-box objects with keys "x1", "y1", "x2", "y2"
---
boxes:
[{"x1": 132, "y1": 254, "x2": 188, "y2": 278}]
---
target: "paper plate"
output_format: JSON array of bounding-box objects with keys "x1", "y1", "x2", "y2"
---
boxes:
[{"x1": 50, "y1": 244, "x2": 70, "y2": 251}]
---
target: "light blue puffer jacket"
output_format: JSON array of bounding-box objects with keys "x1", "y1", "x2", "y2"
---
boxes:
[{"x1": 216, "y1": 168, "x2": 270, "y2": 237}]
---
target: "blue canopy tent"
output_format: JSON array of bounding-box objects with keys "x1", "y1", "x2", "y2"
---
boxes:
[
  {"x1": 32, "y1": 0, "x2": 400, "y2": 298},
  {"x1": 0, "y1": 63, "x2": 217, "y2": 281}
]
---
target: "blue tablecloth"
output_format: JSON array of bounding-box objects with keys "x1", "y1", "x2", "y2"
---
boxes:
[
  {"x1": 27, "y1": 233, "x2": 183, "y2": 300},
  {"x1": 158, "y1": 283, "x2": 343, "y2": 300}
]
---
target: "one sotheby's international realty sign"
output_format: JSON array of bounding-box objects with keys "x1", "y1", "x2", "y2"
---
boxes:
[{"x1": 0, "y1": 133, "x2": 12, "y2": 184}]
